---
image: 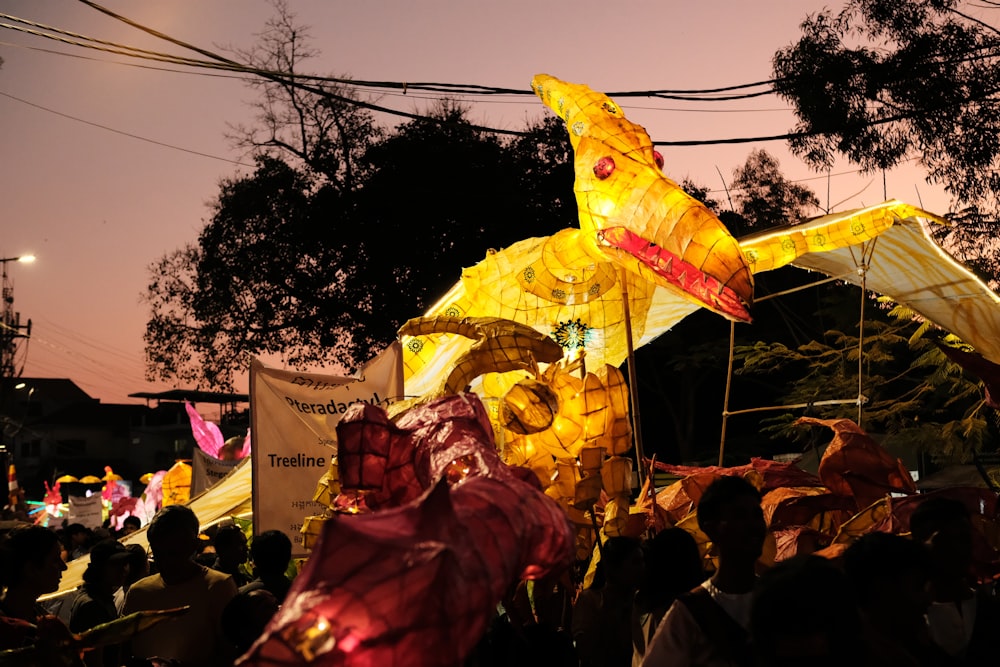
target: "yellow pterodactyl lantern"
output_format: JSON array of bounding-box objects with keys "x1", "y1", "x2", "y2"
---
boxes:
[
  {"x1": 402, "y1": 75, "x2": 755, "y2": 404},
  {"x1": 531, "y1": 73, "x2": 753, "y2": 323},
  {"x1": 400, "y1": 75, "x2": 757, "y2": 498}
]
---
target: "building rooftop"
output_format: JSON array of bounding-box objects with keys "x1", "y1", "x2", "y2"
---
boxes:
[{"x1": 128, "y1": 389, "x2": 249, "y2": 404}]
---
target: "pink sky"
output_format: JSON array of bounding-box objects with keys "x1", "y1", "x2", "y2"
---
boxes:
[{"x1": 0, "y1": 1, "x2": 955, "y2": 404}]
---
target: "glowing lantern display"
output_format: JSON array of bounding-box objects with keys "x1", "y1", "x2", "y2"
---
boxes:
[
  {"x1": 573, "y1": 446, "x2": 604, "y2": 509},
  {"x1": 161, "y1": 460, "x2": 192, "y2": 507},
  {"x1": 500, "y1": 377, "x2": 560, "y2": 435},
  {"x1": 503, "y1": 362, "x2": 630, "y2": 461}
]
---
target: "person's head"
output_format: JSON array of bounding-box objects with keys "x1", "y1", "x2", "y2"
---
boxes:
[
  {"x1": 250, "y1": 530, "x2": 292, "y2": 578},
  {"x1": 219, "y1": 436, "x2": 245, "y2": 462},
  {"x1": 751, "y1": 555, "x2": 861, "y2": 667},
  {"x1": 0, "y1": 525, "x2": 66, "y2": 596},
  {"x1": 147, "y1": 505, "x2": 201, "y2": 575},
  {"x1": 214, "y1": 524, "x2": 249, "y2": 568},
  {"x1": 909, "y1": 495, "x2": 974, "y2": 581},
  {"x1": 123, "y1": 543, "x2": 150, "y2": 586},
  {"x1": 66, "y1": 523, "x2": 90, "y2": 547},
  {"x1": 121, "y1": 515, "x2": 142, "y2": 536},
  {"x1": 641, "y1": 526, "x2": 704, "y2": 601},
  {"x1": 593, "y1": 536, "x2": 644, "y2": 590},
  {"x1": 221, "y1": 589, "x2": 280, "y2": 654},
  {"x1": 83, "y1": 538, "x2": 131, "y2": 590},
  {"x1": 696, "y1": 475, "x2": 766, "y2": 562},
  {"x1": 843, "y1": 532, "x2": 932, "y2": 632}
]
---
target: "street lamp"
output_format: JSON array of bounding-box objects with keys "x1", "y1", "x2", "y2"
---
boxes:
[{"x1": 0, "y1": 255, "x2": 36, "y2": 265}]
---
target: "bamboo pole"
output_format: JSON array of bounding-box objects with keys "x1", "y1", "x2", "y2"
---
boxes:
[
  {"x1": 618, "y1": 268, "x2": 646, "y2": 489},
  {"x1": 718, "y1": 321, "x2": 736, "y2": 466},
  {"x1": 857, "y1": 266, "x2": 867, "y2": 427}
]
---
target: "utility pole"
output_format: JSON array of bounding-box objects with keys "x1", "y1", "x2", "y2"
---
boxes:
[
  {"x1": 0, "y1": 255, "x2": 34, "y2": 380},
  {"x1": 0, "y1": 255, "x2": 34, "y2": 477}
]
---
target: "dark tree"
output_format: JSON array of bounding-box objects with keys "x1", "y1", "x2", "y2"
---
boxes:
[
  {"x1": 143, "y1": 156, "x2": 362, "y2": 387},
  {"x1": 226, "y1": 1, "x2": 383, "y2": 192},
  {"x1": 772, "y1": 0, "x2": 1000, "y2": 270},
  {"x1": 728, "y1": 149, "x2": 820, "y2": 229},
  {"x1": 351, "y1": 105, "x2": 573, "y2": 327},
  {"x1": 143, "y1": 7, "x2": 575, "y2": 389}
]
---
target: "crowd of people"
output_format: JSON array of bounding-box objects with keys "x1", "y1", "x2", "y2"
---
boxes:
[
  {"x1": 468, "y1": 477, "x2": 1000, "y2": 667},
  {"x1": 2, "y1": 476, "x2": 999, "y2": 666},
  {"x1": 0, "y1": 507, "x2": 293, "y2": 666}
]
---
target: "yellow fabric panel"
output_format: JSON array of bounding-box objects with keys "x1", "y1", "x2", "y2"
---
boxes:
[{"x1": 745, "y1": 201, "x2": 1000, "y2": 365}]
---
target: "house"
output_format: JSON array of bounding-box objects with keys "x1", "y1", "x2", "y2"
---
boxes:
[{"x1": 0, "y1": 378, "x2": 248, "y2": 500}]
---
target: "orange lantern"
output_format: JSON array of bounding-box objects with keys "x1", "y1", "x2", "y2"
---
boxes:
[{"x1": 602, "y1": 456, "x2": 633, "y2": 497}]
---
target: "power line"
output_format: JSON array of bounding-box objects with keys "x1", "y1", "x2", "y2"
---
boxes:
[
  {"x1": 0, "y1": 91, "x2": 254, "y2": 167},
  {"x1": 33, "y1": 317, "x2": 148, "y2": 372},
  {"x1": 0, "y1": 80, "x2": 921, "y2": 195},
  {"x1": 0, "y1": 11, "x2": 778, "y2": 100},
  {"x1": 5, "y1": 4, "x2": 997, "y2": 156},
  {"x1": 0, "y1": 35, "x2": 791, "y2": 113},
  {"x1": 7, "y1": 4, "x2": 996, "y2": 148},
  {"x1": 0, "y1": 17, "x2": 790, "y2": 144},
  {"x1": 1, "y1": 38, "x2": 794, "y2": 114},
  {"x1": 0, "y1": 39, "x2": 254, "y2": 81}
]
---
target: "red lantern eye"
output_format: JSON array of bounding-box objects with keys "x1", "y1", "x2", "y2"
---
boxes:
[
  {"x1": 653, "y1": 151, "x2": 664, "y2": 169},
  {"x1": 593, "y1": 156, "x2": 616, "y2": 180}
]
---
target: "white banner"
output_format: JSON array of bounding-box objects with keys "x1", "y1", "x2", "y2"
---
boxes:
[
  {"x1": 250, "y1": 342, "x2": 403, "y2": 556},
  {"x1": 67, "y1": 494, "x2": 103, "y2": 529},
  {"x1": 191, "y1": 448, "x2": 240, "y2": 496}
]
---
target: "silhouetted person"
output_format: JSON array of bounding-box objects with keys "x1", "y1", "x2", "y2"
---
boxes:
[
  {"x1": 843, "y1": 531, "x2": 957, "y2": 667},
  {"x1": 632, "y1": 527, "x2": 704, "y2": 664},
  {"x1": 122, "y1": 505, "x2": 238, "y2": 667},
  {"x1": 221, "y1": 588, "x2": 279, "y2": 657},
  {"x1": 573, "y1": 536, "x2": 644, "y2": 667},
  {"x1": 750, "y1": 554, "x2": 863, "y2": 667},
  {"x1": 0, "y1": 525, "x2": 67, "y2": 620},
  {"x1": 212, "y1": 524, "x2": 250, "y2": 587},
  {"x1": 909, "y1": 495, "x2": 1000, "y2": 665},
  {"x1": 0, "y1": 525, "x2": 68, "y2": 649},
  {"x1": 115, "y1": 543, "x2": 150, "y2": 614},
  {"x1": 219, "y1": 436, "x2": 245, "y2": 462},
  {"x1": 642, "y1": 475, "x2": 766, "y2": 667},
  {"x1": 70, "y1": 539, "x2": 131, "y2": 667},
  {"x1": 65, "y1": 523, "x2": 93, "y2": 560},
  {"x1": 120, "y1": 515, "x2": 142, "y2": 538},
  {"x1": 467, "y1": 567, "x2": 577, "y2": 667},
  {"x1": 239, "y1": 529, "x2": 293, "y2": 603}
]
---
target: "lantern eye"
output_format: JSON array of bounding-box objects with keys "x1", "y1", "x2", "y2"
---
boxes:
[
  {"x1": 593, "y1": 156, "x2": 616, "y2": 180},
  {"x1": 653, "y1": 151, "x2": 664, "y2": 170}
]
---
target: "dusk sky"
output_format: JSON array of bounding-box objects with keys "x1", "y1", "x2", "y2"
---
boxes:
[{"x1": 0, "y1": 1, "x2": 955, "y2": 405}]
